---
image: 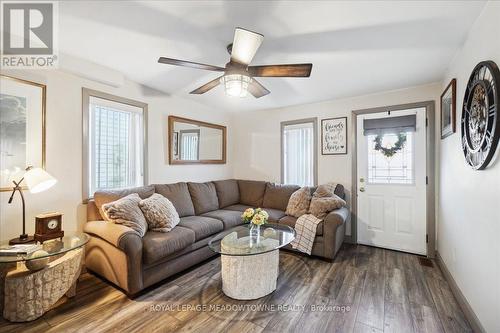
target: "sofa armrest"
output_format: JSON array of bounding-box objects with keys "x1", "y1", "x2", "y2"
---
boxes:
[
  {"x1": 321, "y1": 207, "x2": 349, "y2": 259},
  {"x1": 84, "y1": 221, "x2": 143, "y2": 294},
  {"x1": 84, "y1": 220, "x2": 138, "y2": 249}
]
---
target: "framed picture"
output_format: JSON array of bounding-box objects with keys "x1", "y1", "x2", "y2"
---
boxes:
[
  {"x1": 173, "y1": 131, "x2": 179, "y2": 156},
  {"x1": 441, "y1": 78, "x2": 456, "y2": 139},
  {"x1": 0, "y1": 75, "x2": 46, "y2": 191},
  {"x1": 321, "y1": 117, "x2": 347, "y2": 155}
]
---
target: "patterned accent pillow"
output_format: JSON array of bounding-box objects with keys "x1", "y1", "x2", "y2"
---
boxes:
[
  {"x1": 308, "y1": 183, "x2": 346, "y2": 219},
  {"x1": 102, "y1": 193, "x2": 148, "y2": 237},
  {"x1": 286, "y1": 187, "x2": 312, "y2": 218},
  {"x1": 139, "y1": 193, "x2": 180, "y2": 232},
  {"x1": 313, "y1": 182, "x2": 338, "y2": 198}
]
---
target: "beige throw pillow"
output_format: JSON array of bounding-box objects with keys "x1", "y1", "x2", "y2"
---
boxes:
[
  {"x1": 139, "y1": 193, "x2": 180, "y2": 232},
  {"x1": 309, "y1": 183, "x2": 346, "y2": 219},
  {"x1": 101, "y1": 193, "x2": 148, "y2": 237},
  {"x1": 286, "y1": 187, "x2": 312, "y2": 218},
  {"x1": 314, "y1": 182, "x2": 338, "y2": 198}
]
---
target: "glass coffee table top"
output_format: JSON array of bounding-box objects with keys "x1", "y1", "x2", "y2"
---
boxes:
[
  {"x1": 0, "y1": 233, "x2": 89, "y2": 263},
  {"x1": 209, "y1": 223, "x2": 295, "y2": 256}
]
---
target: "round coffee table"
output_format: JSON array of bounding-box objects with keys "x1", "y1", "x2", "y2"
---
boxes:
[
  {"x1": 209, "y1": 223, "x2": 295, "y2": 300},
  {"x1": 0, "y1": 233, "x2": 89, "y2": 322}
]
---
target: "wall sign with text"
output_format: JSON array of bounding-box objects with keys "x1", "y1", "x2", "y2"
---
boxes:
[{"x1": 321, "y1": 117, "x2": 347, "y2": 155}]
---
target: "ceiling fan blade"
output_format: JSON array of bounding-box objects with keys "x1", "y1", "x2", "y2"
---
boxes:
[
  {"x1": 190, "y1": 76, "x2": 223, "y2": 94},
  {"x1": 248, "y1": 79, "x2": 270, "y2": 98},
  {"x1": 158, "y1": 57, "x2": 225, "y2": 72},
  {"x1": 230, "y1": 27, "x2": 264, "y2": 65},
  {"x1": 248, "y1": 64, "x2": 312, "y2": 77}
]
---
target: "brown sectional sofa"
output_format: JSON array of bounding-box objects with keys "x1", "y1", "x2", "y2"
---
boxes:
[{"x1": 84, "y1": 179, "x2": 349, "y2": 295}]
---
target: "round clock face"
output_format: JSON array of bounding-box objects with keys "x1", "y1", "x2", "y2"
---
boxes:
[
  {"x1": 48, "y1": 219, "x2": 59, "y2": 230},
  {"x1": 461, "y1": 61, "x2": 500, "y2": 169}
]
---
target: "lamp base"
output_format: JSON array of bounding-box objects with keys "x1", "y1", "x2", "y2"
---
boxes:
[{"x1": 9, "y1": 235, "x2": 35, "y2": 245}]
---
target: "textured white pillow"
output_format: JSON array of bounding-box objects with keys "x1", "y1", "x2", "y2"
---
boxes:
[
  {"x1": 308, "y1": 183, "x2": 346, "y2": 219},
  {"x1": 286, "y1": 187, "x2": 312, "y2": 217},
  {"x1": 101, "y1": 193, "x2": 148, "y2": 237},
  {"x1": 309, "y1": 195, "x2": 346, "y2": 219},
  {"x1": 139, "y1": 193, "x2": 180, "y2": 232}
]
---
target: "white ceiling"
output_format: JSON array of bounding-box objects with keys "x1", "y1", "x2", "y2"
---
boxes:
[{"x1": 59, "y1": 1, "x2": 486, "y2": 112}]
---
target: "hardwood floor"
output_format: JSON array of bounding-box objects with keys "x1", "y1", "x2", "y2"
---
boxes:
[{"x1": 0, "y1": 244, "x2": 472, "y2": 333}]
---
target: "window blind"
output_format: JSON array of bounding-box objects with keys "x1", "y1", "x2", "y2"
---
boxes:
[
  {"x1": 283, "y1": 122, "x2": 315, "y2": 186},
  {"x1": 88, "y1": 96, "x2": 144, "y2": 195}
]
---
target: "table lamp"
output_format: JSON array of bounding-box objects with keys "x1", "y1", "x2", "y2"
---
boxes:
[{"x1": 7, "y1": 166, "x2": 57, "y2": 245}]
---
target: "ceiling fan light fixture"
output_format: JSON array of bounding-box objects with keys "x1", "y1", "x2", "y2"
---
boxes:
[{"x1": 221, "y1": 74, "x2": 252, "y2": 97}]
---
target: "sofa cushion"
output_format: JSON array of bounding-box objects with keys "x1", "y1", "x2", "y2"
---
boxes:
[
  {"x1": 94, "y1": 185, "x2": 155, "y2": 219},
  {"x1": 201, "y1": 210, "x2": 243, "y2": 229},
  {"x1": 213, "y1": 179, "x2": 240, "y2": 208},
  {"x1": 139, "y1": 193, "x2": 180, "y2": 232},
  {"x1": 238, "y1": 180, "x2": 267, "y2": 207},
  {"x1": 178, "y1": 216, "x2": 224, "y2": 241},
  {"x1": 286, "y1": 187, "x2": 312, "y2": 218},
  {"x1": 142, "y1": 226, "x2": 195, "y2": 265},
  {"x1": 154, "y1": 183, "x2": 195, "y2": 217},
  {"x1": 262, "y1": 183, "x2": 300, "y2": 211},
  {"x1": 265, "y1": 208, "x2": 287, "y2": 222},
  {"x1": 101, "y1": 193, "x2": 148, "y2": 237},
  {"x1": 279, "y1": 215, "x2": 323, "y2": 236},
  {"x1": 224, "y1": 204, "x2": 254, "y2": 212},
  {"x1": 188, "y1": 182, "x2": 219, "y2": 215}
]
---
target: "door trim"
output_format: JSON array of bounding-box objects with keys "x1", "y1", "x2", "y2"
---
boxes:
[{"x1": 350, "y1": 101, "x2": 436, "y2": 257}]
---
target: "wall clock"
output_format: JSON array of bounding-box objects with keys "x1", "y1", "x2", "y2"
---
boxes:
[{"x1": 461, "y1": 61, "x2": 500, "y2": 170}]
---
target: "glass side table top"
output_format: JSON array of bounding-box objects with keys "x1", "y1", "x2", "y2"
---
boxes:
[
  {"x1": 0, "y1": 233, "x2": 89, "y2": 263},
  {"x1": 209, "y1": 223, "x2": 295, "y2": 256}
]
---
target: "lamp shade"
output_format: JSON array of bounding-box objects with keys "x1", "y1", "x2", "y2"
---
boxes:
[{"x1": 24, "y1": 168, "x2": 57, "y2": 193}]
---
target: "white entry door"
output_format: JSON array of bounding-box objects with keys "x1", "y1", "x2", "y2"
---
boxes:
[{"x1": 356, "y1": 108, "x2": 427, "y2": 255}]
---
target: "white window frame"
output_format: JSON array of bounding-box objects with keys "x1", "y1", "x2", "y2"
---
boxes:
[
  {"x1": 281, "y1": 118, "x2": 318, "y2": 186},
  {"x1": 82, "y1": 88, "x2": 148, "y2": 201}
]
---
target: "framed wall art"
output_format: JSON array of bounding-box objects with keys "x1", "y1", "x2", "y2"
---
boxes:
[
  {"x1": 0, "y1": 75, "x2": 46, "y2": 191},
  {"x1": 441, "y1": 78, "x2": 456, "y2": 139},
  {"x1": 321, "y1": 117, "x2": 347, "y2": 155}
]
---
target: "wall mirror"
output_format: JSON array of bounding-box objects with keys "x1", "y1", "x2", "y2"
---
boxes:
[{"x1": 168, "y1": 116, "x2": 226, "y2": 164}]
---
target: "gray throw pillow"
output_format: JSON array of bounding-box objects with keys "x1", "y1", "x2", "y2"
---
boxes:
[
  {"x1": 139, "y1": 193, "x2": 180, "y2": 232},
  {"x1": 101, "y1": 193, "x2": 147, "y2": 237}
]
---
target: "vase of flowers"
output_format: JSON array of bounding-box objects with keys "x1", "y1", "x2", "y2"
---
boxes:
[{"x1": 241, "y1": 208, "x2": 269, "y2": 245}]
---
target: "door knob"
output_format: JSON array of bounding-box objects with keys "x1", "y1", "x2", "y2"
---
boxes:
[{"x1": 359, "y1": 187, "x2": 365, "y2": 192}]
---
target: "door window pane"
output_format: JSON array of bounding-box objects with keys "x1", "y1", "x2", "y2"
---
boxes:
[{"x1": 367, "y1": 132, "x2": 413, "y2": 184}]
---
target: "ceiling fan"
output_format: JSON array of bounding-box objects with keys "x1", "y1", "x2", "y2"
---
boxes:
[{"x1": 157, "y1": 27, "x2": 313, "y2": 98}]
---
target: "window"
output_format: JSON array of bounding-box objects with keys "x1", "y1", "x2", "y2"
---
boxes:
[
  {"x1": 179, "y1": 130, "x2": 200, "y2": 160},
  {"x1": 367, "y1": 132, "x2": 414, "y2": 184},
  {"x1": 83, "y1": 89, "x2": 147, "y2": 199},
  {"x1": 281, "y1": 118, "x2": 317, "y2": 186}
]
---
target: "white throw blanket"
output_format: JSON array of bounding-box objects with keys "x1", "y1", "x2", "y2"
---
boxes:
[{"x1": 290, "y1": 214, "x2": 322, "y2": 255}]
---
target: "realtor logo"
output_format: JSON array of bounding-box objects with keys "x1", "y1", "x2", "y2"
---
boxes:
[{"x1": 1, "y1": 1, "x2": 58, "y2": 68}]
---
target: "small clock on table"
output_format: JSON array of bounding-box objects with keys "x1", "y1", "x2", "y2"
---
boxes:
[{"x1": 34, "y1": 212, "x2": 64, "y2": 243}]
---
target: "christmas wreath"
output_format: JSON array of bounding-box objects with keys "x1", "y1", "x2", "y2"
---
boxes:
[{"x1": 373, "y1": 133, "x2": 407, "y2": 158}]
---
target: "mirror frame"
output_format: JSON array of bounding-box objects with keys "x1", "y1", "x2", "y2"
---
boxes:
[{"x1": 168, "y1": 115, "x2": 227, "y2": 165}]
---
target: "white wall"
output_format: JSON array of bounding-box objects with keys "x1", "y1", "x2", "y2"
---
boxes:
[
  {"x1": 438, "y1": 2, "x2": 500, "y2": 332},
  {"x1": 0, "y1": 68, "x2": 232, "y2": 241},
  {"x1": 231, "y1": 83, "x2": 441, "y2": 236}
]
